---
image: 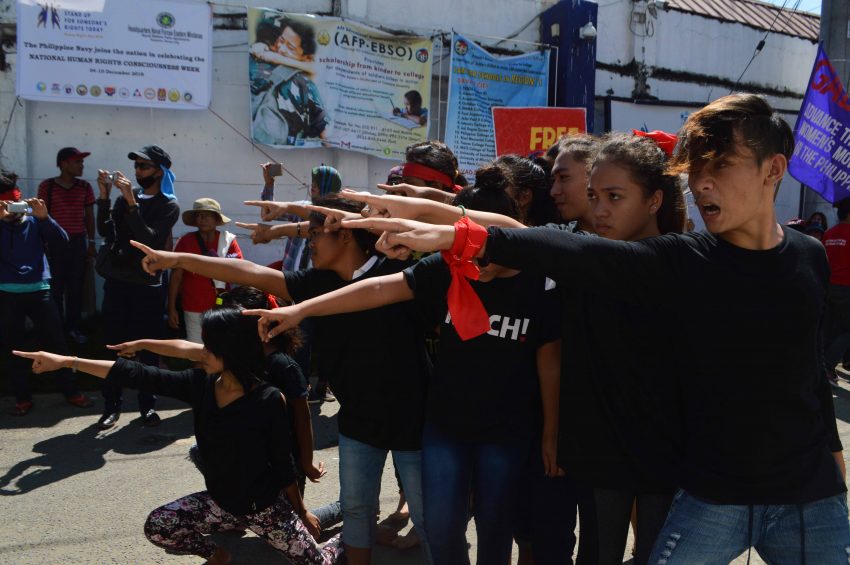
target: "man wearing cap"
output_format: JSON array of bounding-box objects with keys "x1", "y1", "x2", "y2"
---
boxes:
[
  {"x1": 37, "y1": 147, "x2": 96, "y2": 344},
  {"x1": 169, "y1": 198, "x2": 242, "y2": 344},
  {"x1": 95, "y1": 145, "x2": 179, "y2": 429},
  {"x1": 0, "y1": 169, "x2": 93, "y2": 415}
]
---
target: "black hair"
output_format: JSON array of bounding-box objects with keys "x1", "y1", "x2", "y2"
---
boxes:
[
  {"x1": 545, "y1": 134, "x2": 599, "y2": 168},
  {"x1": 256, "y1": 20, "x2": 281, "y2": 45},
  {"x1": 0, "y1": 169, "x2": 18, "y2": 191},
  {"x1": 217, "y1": 286, "x2": 303, "y2": 356},
  {"x1": 592, "y1": 133, "x2": 686, "y2": 234},
  {"x1": 494, "y1": 154, "x2": 559, "y2": 226},
  {"x1": 201, "y1": 308, "x2": 266, "y2": 390},
  {"x1": 837, "y1": 198, "x2": 850, "y2": 221},
  {"x1": 278, "y1": 17, "x2": 317, "y2": 56},
  {"x1": 807, "y1": 211, "x2": 828, "y2": 230},
  {"x1": 404, "y1": 90, "x2": 423, "y2": 109},
  {"x1": 308, "y1": 196, "x2": 379, "y2": 255},
  {"x1": 404, "y1": 141, "x2": 468, "y2": 191},
  {"x1": 453, "y1": 162, "x2": 519, "y2": 220}
]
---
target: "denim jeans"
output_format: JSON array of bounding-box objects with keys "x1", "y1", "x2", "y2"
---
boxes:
[
  {"x1": 422, "y1": 422, "x2": 532, "y2": 565},
  {"x1": 48, "y1": 233, "x2": 87, "y2": 333},
  {"x1": 337, "y1": 434, "x2": 430, "y2": 561},
  {"x1": 101, "y1": 278, "x2": 163, "y2": 415},
  {"x1": 0, "y1": 289, "x2": 79, "y2": 402},
  {"x1": 648, "y1": 489, "x2": 850, "y2": 564}
]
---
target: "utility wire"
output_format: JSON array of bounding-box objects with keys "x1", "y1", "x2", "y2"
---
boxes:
[{"x1": 731, "y1": 0, "x2": 791, "y2": 92}]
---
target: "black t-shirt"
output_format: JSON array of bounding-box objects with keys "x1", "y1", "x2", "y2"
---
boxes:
[
  {"x1": 266, "y1": 351, "x2": 308, "y2": 466},
  {"x1": 285, "y1": 256, "x2": 430, "y2": 451},
  {"x1": 487, "y1": 225, "x2": 845, "y2": 505},
  {"x1": 107, "y1": 359, "x2": 294, "y2": 516},
  {"x1": 403, "y1": 253, "x2": 560, "y2": 443}
]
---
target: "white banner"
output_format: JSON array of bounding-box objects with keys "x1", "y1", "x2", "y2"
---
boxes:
[{"x1": 16, "y1": 0, "x2": 212, "y2": 109}]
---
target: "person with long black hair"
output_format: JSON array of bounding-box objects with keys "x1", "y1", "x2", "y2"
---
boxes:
[{"x1": 14, "y1": 308, "x2": 342, "y2": 565}]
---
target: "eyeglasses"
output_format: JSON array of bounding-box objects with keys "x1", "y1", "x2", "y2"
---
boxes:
[{"x1": 134, "y1": 163, "x2": 156, "y2": 170}]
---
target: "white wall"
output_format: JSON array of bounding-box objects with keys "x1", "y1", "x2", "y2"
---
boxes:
[
  {"x1": 594, "y1": 0, "x2": 817, "y2": 113},
  {"x1": 0, "y1": 0, "x2": 557, "y2": 268}
]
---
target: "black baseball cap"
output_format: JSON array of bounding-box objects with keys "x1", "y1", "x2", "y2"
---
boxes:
[
  {"x1": 128, "y1": 145, "x2": 172, "y2": 169},
  {"x1": 56, "y1": 147, "x2": 91, "y2": 166}
]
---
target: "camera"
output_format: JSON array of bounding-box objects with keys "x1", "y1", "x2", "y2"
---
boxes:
[
  {"x1": 109, "y1": 172, "x2": 120, "y2": 182},
  {"x1": 7, "y1": 201, "x2": 30, "y2": 214}
]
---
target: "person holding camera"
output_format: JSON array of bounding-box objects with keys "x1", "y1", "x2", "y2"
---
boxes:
[
  {"x1": 95, "y1": 145, "x2": 179, "y2": 429},
  {"x1": 38, "y1": 147, "x2": 97, "y2": 345},
  {"x1": 0, "y1": 169, "x2": 93, "y2": 416}
]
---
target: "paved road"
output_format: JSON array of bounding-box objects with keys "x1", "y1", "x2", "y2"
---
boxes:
[{"x1": 1, "y1": 380, "x2": 849, "y2": 564}]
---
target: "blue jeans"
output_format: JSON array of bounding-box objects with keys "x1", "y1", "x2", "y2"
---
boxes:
[
  {"x1": 648, "y1": 490, "x2": 850, "y2": 564},
  {"x1": 422, "y1": 422, "x2": 532, "y2": 565},
  {"x1": 338, "y1": 434, "x2": 430, "y2": 561}
]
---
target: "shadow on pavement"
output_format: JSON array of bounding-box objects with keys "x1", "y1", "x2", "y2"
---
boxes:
[
  {"x1": 0, "y1": 409, "x2": 192, "y2": 496},
  {"x1": 833, "y1": 384, "x2": 850, "y2": 424}
]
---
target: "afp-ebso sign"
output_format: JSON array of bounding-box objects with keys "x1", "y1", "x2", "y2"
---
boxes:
[{"x1": 492, "y1": 107, "x2": 587, "y2": 156}]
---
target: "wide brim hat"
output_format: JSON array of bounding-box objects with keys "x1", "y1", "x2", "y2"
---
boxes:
[{"x1": 183, "y1": 198, "x2": 230, "y2": 226}]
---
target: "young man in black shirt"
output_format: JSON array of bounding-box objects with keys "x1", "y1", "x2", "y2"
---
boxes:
[
  {"x1": 344, "y1": 94, "x2": 849, "y2": 562},
  {"x1": 130, "y1": 198, "x2": 432, "y2": 565},
  {"x1": 95, "y1": 145, "x2": 179, "y2": 429}
]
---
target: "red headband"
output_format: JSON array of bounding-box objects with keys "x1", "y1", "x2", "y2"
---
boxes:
[
  {"x1": 0, "y1": 188, "x2": 22, "y2": 201},
  {"x1": 632, "y1": 130, "x2": 678, "y2": 156},
  {"x1": 402, "y1": 162, "x2": 462, "y2": 193}
]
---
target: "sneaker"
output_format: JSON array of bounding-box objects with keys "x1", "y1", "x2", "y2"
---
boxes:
[
  {"x1": 66, "y1": 394, "x2": 93, "y2": 408},
  {"x1": 8, "y1": 401, "x2": 33, "y2": 416},
  {"x1": 68, "y1": 329, "x2": 88, "y2": 345},
  {"x1": 142, "y1": 409, "x2": 161, "y2": 427},
  {"x1": 97, "y1": 412, "x2": 120, "y2": 430}
]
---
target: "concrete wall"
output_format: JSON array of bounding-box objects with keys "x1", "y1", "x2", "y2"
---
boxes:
[
  {"x1": 595, "y1": 1, "x2": 816, "y2": 113},
  {"x1": 0, "y1": 0, "x2": 557, "y2": 269}
]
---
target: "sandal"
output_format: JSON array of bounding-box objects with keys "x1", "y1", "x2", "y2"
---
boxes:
[{"x1": 9, "y1": 401, "x2": 33, "y2": 416}]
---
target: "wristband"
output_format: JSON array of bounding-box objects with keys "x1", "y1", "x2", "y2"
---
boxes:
[
  {"x1": 71, "y1": 356, "x2": 79, "y2": 373},
  {"x1": 440, "y1": 217, "x2": 490, "y2": 341},
  {"x1": 457, "y1": 205, "x2": 467, "y2": 218}
]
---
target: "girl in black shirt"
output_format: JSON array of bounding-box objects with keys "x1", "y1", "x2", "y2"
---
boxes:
[
  {"x1": 245, "y1": 164, "x2": 562, "y2": 565},
  {"x1": 14, "y1": 308, "x2": 342, "y2": 565}
]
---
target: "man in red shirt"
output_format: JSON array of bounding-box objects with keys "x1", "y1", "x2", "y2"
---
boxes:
[
  {"x1": 38, "y1": 147, "x2": 96, "y2": 344},
  {"x1": 823, "y1": 197, "x2": 850, "y2": 386}
]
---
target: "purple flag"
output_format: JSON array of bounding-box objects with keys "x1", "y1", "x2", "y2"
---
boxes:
[{"x1": 788, "y1": 45, "x2": 850, "y2": 204}]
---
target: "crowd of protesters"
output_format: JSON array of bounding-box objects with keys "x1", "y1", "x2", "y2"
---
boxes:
[{"x1": 3, "y1": 92, "x2": 850, "y2": 565}]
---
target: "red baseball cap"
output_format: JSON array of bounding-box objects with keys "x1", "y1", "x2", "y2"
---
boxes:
[{"x1": 56, "y1": 147, "x2": 91, "y2": 166}]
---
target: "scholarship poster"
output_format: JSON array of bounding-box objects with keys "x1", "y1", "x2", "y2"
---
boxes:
[
  {"x1": 445, "y1": 33, "x2": 550, "y2": 178},
  {"x1": 248, "y1": 9, "x2": 433, "y2": 159},
  {"x1": 492, "y1": 107, "x2": 586, "y2": 157},
  {"x1": 16, "y1": 0, "x2": 212, "y2": 109},
  {"x1": 788, "y1": 44, "x2": 850, "y2": 203}
]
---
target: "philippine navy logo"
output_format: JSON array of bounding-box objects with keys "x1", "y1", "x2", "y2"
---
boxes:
[{"x1": 156, "y1": 12, "x2": 175, "y2": 29}]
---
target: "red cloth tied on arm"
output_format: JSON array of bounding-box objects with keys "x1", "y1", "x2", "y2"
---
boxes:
[
  {"x1": 402, "y1": 162, "x2": 463, "y2": 193},
  {"x1": 440, "y1": 217, "x2": 491, "y2": 341}
]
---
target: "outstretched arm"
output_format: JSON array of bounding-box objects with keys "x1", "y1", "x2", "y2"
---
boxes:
[
  {"x1": 108, "y1": 339, "x2": 204, "y2": 362},
  {"x1": 244, "y1": 272, "x2": 412, "y2": 341},
  {"x1": 14, "y1": 351, "x2": 113, "y2": 378},
  {"x1": 340, "y1": 189, "x2": 525, "y2": 228},
  {"x1": 130, "y1": 240, "x2": 290, "y2": 301}
]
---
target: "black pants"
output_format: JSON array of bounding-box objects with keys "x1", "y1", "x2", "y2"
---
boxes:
[
  {"x1": 101, "y1": 278, "x2": 163, "y2": 415},
  {"x1": 593, "y1": 487, "x2": 674, "y2": 565},
  {"x1": 0, "y1": 289, "x2": 78, "y2": 402},
  {"x1": 48, "y1": 233, "x2": 87, "y2": 333}
]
